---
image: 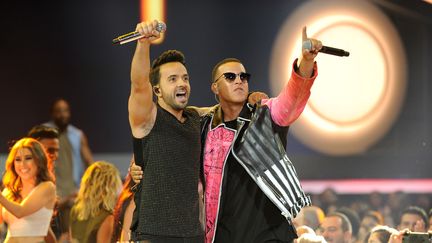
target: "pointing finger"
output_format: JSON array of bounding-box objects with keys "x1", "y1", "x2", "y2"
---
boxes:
[{"x1": 302, "y1": 26, "x2": 307, "y2": 42}]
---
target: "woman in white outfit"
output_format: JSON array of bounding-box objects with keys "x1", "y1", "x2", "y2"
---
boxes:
[{"x1": 0, "y1": 138, "x2": 56, "y2": 243}]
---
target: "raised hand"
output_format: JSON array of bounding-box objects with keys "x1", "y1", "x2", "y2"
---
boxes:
[
  {"x1": 135, "y1": 20, "x2": 164, "y2": 44},
  {"x1": 302, "y1": 26, "x2": 322, "y2": 61}
]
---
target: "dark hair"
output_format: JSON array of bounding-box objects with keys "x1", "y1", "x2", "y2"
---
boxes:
[
  {"x1": 211, "y1": 58, "x2": 242, "y2": 82},
  {"x1": 399, "y1": 206, "x2": 428, "y2": 228},
  {"x1": 149, "y1": 50, "x2": 186, "y2": 87},
  {"x1": 364, "y1": 210, "x2": 384, "y2": 225},
  {"x1": 50, "y1": 97, "x2": 69, "y2": 114},
  {"x1": 28, "y1": 125, "x2": 59, "y2": 140}
]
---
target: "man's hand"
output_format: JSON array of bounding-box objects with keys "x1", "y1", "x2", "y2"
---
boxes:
[
  {"x1": 129, "y1": 162, "x2": 143, "y2": 184},
  {"x1": 248, "y1": 91, "x2": 269, "y2": 105},
  {"x1": 301, "y1": 26, "x2": 322, "y2": 61},
  {"x1": 389, "y1": 229, "x2": 409, "y2": 243},
  {"x1": 135, "y1": 20, "x2": 164, "y2": 45},
  {"x1": 298, "y1": 26, "x2": 322, "y2": 78}
]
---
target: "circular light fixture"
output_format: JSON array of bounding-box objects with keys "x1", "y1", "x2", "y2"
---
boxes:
[{"x1": 270, "y1": 0, "x2": 407, "y2": 155}]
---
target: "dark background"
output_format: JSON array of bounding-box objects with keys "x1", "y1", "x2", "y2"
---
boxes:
[{"x1": 1, "y1": 0, "x2": 431, "y2": 179}]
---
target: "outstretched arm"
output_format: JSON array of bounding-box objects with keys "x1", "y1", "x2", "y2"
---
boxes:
[
  {"x1": 263, "y1": 26, "x2": 321, "y2": 127},
  {"x1": 0, "y1": 181, "x2": 56, "y2": 218},
  {"x1": 129, "y1": 20, "x2": 163, "y2": 138}
]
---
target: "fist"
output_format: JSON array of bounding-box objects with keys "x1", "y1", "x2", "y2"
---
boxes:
[{"x1": 135, "y1": 20, "x2": 165, "y2": 43}]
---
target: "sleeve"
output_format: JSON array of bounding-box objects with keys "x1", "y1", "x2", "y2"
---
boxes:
[{"x1": 261, "y1": 59, "x2": 318, "y2": 127}]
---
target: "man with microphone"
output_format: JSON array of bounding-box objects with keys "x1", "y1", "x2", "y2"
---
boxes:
[
  {"x1": 127, "y1": 20, "x2": 204, "y2": 242},
  {"x1": 199, "y1": 27, "x2": 321, "y2": 243},
  {"x1": 125, "y1": 19, "x2": 270, "y2": 243}
]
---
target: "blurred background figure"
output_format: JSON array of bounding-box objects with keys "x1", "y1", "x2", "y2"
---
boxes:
[
  {"x1": 28, "y1": 125, "x2": 60, "y2": 169},
  {"x1": 318, "y1": 188, "x2": 339, "y2": 214},
  {"x1": 44, "y1": 98, "x2": 94, "y2": 239},
  {"x1": 295, "y1": 225, "x2": 317, "y2": 242},
  {"x1": 112, "y1": 173, "x2": 135, "y2": 243},
  {"x1": 317, "y1": 212, "x2": 352, "y2": 243},
  {"x1": 387, "y1": 191, "x2": 409, "y2": 227},
  {"x1": 367, "y1": 192, "x2": 394, "y2": 227},
  {"x1": 397, "y1": 206, "x2": 428, "y2": 232},
  {"x1": 0, "y1": 138, "x2": 56, "y2": 243},
  {"x1": 429, "y1": 209, "x2": 432, "y2": 232},
  {"x1": 298, "y1": 232, "x2": 327, "y2": 243},
  {"x1": 294, "y1": 206, "x2": 326, "y2": 231},
  {"x1": 356, "y1": 211, "x2": 384, "y2": 243},
  {"x1": 69, "y1": 161, "x2": 121, "y2": 243},
  {"x1": 337, "y1": 207, "x2": 360, "y2": 243},
  {"x1": 366, "y1": 225, "x2": 398, "y2": 243}
]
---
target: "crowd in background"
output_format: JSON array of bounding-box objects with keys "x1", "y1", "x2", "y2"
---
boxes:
[
  {"x1": 0, "y1": 98, "x2": 430, "y2": 243},
  {"x1": 293, "y1": 188, "x2": 432, "y2": 243}
]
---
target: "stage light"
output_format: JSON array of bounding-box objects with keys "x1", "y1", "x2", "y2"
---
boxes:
[
  {"x1": 270, "y1": 0, "x2": 406, "y2": 155},
  {"x1": 140, "y1": 0, "x2": 165, "y2": 44}
]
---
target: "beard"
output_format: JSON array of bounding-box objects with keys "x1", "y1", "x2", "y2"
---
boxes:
[
  {"x1": 54, "y1": 118, "x2": 69, "y2": 131},
  {"x1": 162, "y1": 88, "x2": 189, "y2": 110},
  {"x1": 168, "y1": 97, "x2": 188, "y2": 110}
]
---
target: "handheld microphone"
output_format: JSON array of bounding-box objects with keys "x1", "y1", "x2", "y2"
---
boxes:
[
  {"x1": 303, "y1": 40, "x2": 350, "y2": 57},
  {"x1": 112, "y1": 22, "x2": 166, "y2": 45}
]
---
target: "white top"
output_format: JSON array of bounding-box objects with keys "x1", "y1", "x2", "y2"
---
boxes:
[{"x1": 3, "y1": 206, "x2": 53, "y2": 237}]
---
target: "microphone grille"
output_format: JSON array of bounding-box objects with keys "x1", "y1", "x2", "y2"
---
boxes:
[
  {"x1": 156, "y1": 22, "x2": 167, "y2": 33},
  {"x1": 302, "y1": 40, "x2": 312, "y2": 50}
]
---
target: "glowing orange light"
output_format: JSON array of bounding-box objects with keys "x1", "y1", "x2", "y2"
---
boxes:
[{"x1": 140, "y1": 0, "x2": 166, "y2": 44}]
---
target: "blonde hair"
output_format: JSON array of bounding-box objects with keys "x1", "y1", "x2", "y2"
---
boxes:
[
  {"x1": 72, "y1": 161, "x2": 121, "y2": 221},
  {"x1": 3, "y1": 138, "x2": 55, "y2": 202},
  {"x1": 298, "y1": 233, "x2": 327, "y2": 243}
]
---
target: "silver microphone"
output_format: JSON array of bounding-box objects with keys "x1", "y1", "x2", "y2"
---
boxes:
[{"x1": 112, "y1": 22, "x2": 166, "y2": 45}]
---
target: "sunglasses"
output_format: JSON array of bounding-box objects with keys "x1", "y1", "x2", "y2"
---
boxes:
[{"x1": 214, "y1": 72, "x2": 251, "y2": 83}]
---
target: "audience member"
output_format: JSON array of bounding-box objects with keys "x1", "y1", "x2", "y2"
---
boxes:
[
  {"x1": 317, "y1": 212, "x2": 352, "y2": 243},
  {"x1": 69, "y1": 161, "x2": 121, "y2": 243},
  {"x1": 388, "y1": 191, "x2": 409, "y2": 227},
  {"x1": 298, "y1": 233, "x2": 327, "y2": 243},
  {"x1": 366, "y1": 225, "x2": 398, "y2": 243},
  {"x1": 318, "y1": 188, "x2": 339, "y2": 214},
  {"x1": 337, "y1": 207, "x2": 361, "y2": 242},
  {"x1": 357, "y1": 211, "x2": 384, "y2": 243},
  {"x1": 294, "y1": 206, "x2": 326, "y2": 231},
  {"x1": 397, "y1": 206, "x2": 428, "y2": 232},
  {"x1": 428, "y1": 208, "x2": 432, "y2": 231}
]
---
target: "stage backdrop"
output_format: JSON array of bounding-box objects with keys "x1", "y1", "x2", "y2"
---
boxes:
[{"x1": 0, "y1": 0, "x2": 431, "y2": 181}]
